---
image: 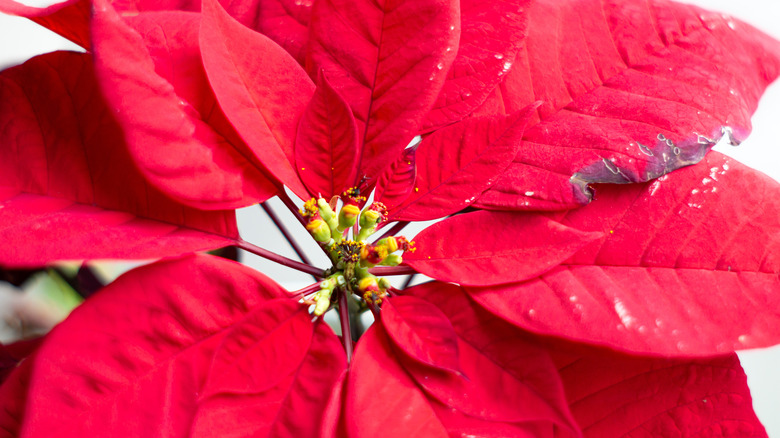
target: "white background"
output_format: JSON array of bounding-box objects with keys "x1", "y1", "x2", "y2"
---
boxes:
[{"x1": 1, "y1": 0, "x2": 779, "y2": 434}]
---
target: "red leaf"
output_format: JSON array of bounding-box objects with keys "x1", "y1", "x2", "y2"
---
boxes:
[
  {"x1": 0, "y1": 359, "x2": 31, "y2": 438},
  {"x1": 0, "y1": 52, "x2": 238, "y2": 267},
  {"x1": 0, "y1": 345, "x2": 18, "y2": 384},
  {"x1": 228, "y1": 0, "x2": 312, "y2": 65},
  {"x1": 192, "y1": 306, "x2": 346, "y2": 437},
  {"x1": 91, "y1": 5, "x2": 278, "y2": 209},
  {"x1": 346, "y1": 325, "x2": 449, "y2": 437},
  {"x1": 200, "y1": 0, "x2": 312, "y2": 199},
  {"x1": 549, "y1": 343, "x2": 766, "y2": 437},
  {"x1": 348, "y1": 324, "x2": 579, "y2": 437},
  {"x1": 0, "y1": 0, "x2": 90, "y2": 49},
  {"x1": 0, "y1": 254, "x2": 345, "y2": 436},
  {"x1": 105, "y1": 0, "x2": 312, "y2": 64},
  {"x1": 390, "y1": 104, "x2": 539, "y2": 220},
  {"x1": 403, "y1": 282, "x2": 580, "y2": 433},
  {"x1": 373, "y1": 146, "x2": 416, "y2": 210},
  {"x1": 381, "y1": 296, "x2": 461, "y2": 375},
  {"x1": 405, "y1": 210, "x2": 601, "y2": 286},
  {"x1": 422, "y1": 0, "x2": 530, "y2": 131},
  {"x1": 319, "y1": 370, "x2": 348, "y2": 438},
  {"x1": 468, "y1": 152, "x2": 780, "y2": 355},
  {"x1": 295, "y1": 72, "x2": 359, "y2": 198},
  {"x1": 305, "y1": 0, "x2": 460, "y2": 185},
  {"x1": 473, "y1": 0, "x2": 780, "y2": 210}
]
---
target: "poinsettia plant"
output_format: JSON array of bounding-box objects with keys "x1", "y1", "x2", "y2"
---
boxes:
[{"x1": 1, "y1": 0, "x2": 780, "y2": 435}]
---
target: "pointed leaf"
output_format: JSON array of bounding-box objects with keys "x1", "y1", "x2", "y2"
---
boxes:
[
  {"x1": 374, "y1": 146, "x2": 416, "y2": 210},
  {"x1": 228, "y1": 0, "x2": 312, "y2": 65},
  {"x1": 0, "y1": 254, "x2": 345, "y2": 436},
  {"x1": 381, "y1": 296, "x2": 461, "y2": 375},
  {"x1": 200, "y1": 0, "x2": 312, "y2": 198},
  {"x1": 473, "y1": 0, "x2": 780, "y2": 210},
  {"x1": 319, "y1": 370, "x2": 348, "y2": 438},
  {"x1": 405, "y1": 210, "x2": 601, "y2": 286},
  {"x1": 0, "y1": 52, "x2": 238, "y2": 267},
  {"x1": 305, "y1": 0, "x2": 460, "y2": 185},
  {"x1": 402, "y1": 282, "x2": 580, "y2": 433},
  {"x1": 0, "y1": 0, "x2": 90, "y2": 49},
  {"x1": 197, "y1": 300, "x2": 313, "y2": 400},
  {"x1": 349, "y1": 324, "x2": 580, "y2": 437},
  {"x1": 422, "y1": 0, "x2": 530, "y2": 131},
  {"x1": 91, "y1": 5, "x2": 278, "y2": 209},
  {"x1": 295, "y1": 72, "x2": 359, "y2": 198},
  {"x1": 102, "y1": 0, "x2": 312, "y2": 65},
  {"x1": 550, "y1": 343, "x2": 766, "y2": 437},
  {"x1": 346, "y1": 325, "x2": 449, "y2": 438},
  {"x1": 192, "y1": 308, "x2": 346, "y2": 437},
  {"x1": 468, "y1": 152, "x2": 780, "y2": 355},
  {"x1": 391, "y1": 105, "x2": 539, "y2": 220}
]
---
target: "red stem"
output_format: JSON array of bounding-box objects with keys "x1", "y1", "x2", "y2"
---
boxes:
[
  {"x1": 338, "y1": 289, "x2": 353, "y2": 362},
  {"x1": 401, "y1": 273, "x2": 417, "y2": 289},
  {"x1": 276, "y1": 190, "x2": 308, "y2": 228},
  {"x1": 369, "y1": 265, "x2": 416, "y2": 276},
  {"x1": 261, "y1": 203, "x2": 313, "y2": 266},
  {"x1": 236, "y1": 239, "x2": 325, "y2": 278},
  {"x1": 367, "y1": 300, "x2": 381, "y2": 321},
  {"x1": 289, "y1": 282, "x2": 323, "y2": 300},
  {"x1": 374, "y1": 221, "x2": 409, "y2": 240}
]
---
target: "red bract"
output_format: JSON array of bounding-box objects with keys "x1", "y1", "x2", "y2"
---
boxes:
[
  {"x1": 1, "y1": 0, "x2": 779, "y2": 436},
  {"x1": 467, "y1": 152, "x2": 780, "y2": 355},
  {"x1": 472, "y1": 0, "x2": 780, "y2": 211},
  {"x1": 0, "y1": 51, "x2": 238, "y2": 266}
]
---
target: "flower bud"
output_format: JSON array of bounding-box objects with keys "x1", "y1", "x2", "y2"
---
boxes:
[
  {"x1": 359, "y1": 208, "x2": 382, "y2": 229},
  {"x1": 306, "y1": 218, "x2": 332, "y2": 243},
  {"x1": 338, "y1": 204, "x2": 360, "y2": 231},
  {"x1": 313, "y1": 288, "x2": 334, "y2": 316},
  {"x1": 376, "y1": 236, "x2": 399, "y2": 253},
  {"x1": 317, "y1": 197, "x2": 338, "y2": 227},
  {"x1": 379, "y1": 253, "x2": 402, "y2": 266}
]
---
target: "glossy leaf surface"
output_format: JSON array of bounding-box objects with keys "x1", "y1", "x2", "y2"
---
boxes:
[
  {"x1": 405, "y1": 210, "x2": 601, "y2": 286},
  {"x1": 295, "y1": 72, "x2": 359, "y2": 198},
  {"x1": 422, "y1": 0, "x2": 530, "y2": 131},
  {"x1": 346, "y1": 325, "x2": 449, "y2": 438},
  {"x1": 469, "y1": 152, "x2": 780, "y2": 355},
  {"x1": 0, "y1": 52, "x2": 238, "y2": 267},
  {"x1": 0, "y1": 255, "x2": 345, "y2": 437},
  {"x1": 200, "y1": 0, "x2": 312, "y2": 198},
  {"x1": 348, "y1": 323, "x2": 580, "y2": 438},
  {"x1": 0, "y1": 0, "x2": 90, "y2": 49},
  {"x1": 401, "y1": 282, "x2": 581, "y2": 435},
  {"x1": 306, "y1": 0, "x2": 460, "y2": 185},
  {"x1": 474, "y1": 0, "x2": 780, "y2": 210},
  {"x1": 390, "y1": 104, "x2": 538, "y2": 221},
  {"x1": 373, "y1": 146, "x2": 416, "y2": 210},
  {"x1": 106, "y1": 0, "x2": 312, "y2": 64},
  {"x1": 550, "y1": 343, "x2": 766, "y2": 437},
  {"x1": 92, "y1": 5, "x2": 278, "y2": 209},
  {"x1": 381, "y1": 296, "x2": 461, "y2": 375}
]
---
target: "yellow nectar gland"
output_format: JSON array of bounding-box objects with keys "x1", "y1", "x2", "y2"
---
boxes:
[{"x1": 300, "y1": 193, "x2": 415, "y2": 313}]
